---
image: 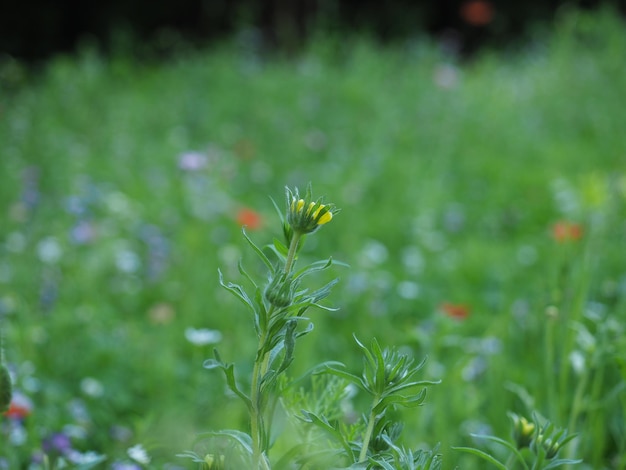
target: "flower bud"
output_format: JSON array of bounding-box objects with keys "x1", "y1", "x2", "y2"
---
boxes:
[
  {"x1": 264, "y1": 274, "x2": 296, "y2": 308},
  {"x1": 285, "y1": 186, "x2": 337, "y2": 236},
  {"x1": 204, "y1": 453, "x2": 225, "y2": 470},
  {"x1": 511, "y1": 413, "x2": 535, "y2": 449}
]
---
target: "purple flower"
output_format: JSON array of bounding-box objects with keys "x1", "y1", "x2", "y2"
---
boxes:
[
  {"x1": 178, "y1": 152, "x2": 208, "y2": 171},
  {"x1": 42, "y1": 432, "x2": 72, "y2": 456}
]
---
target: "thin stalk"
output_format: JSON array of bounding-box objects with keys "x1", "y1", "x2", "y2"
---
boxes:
[
  {"x1": 544, "y1": 315, "x2": 557, "y2": 420},
  {"x1": 250, "y1": 304, "x2": 276, "y2": 469},
  {"x1": 358, "y1": 396, "x2": 380, "y2": 463},
  {"x1": 250, "y1": 330, "x2": 268, "y2": 468},
  {"x1": 284, "y1": 232, "x2": 302, "y2": 275}
]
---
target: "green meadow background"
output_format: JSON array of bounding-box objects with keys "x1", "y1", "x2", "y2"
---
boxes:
[{"x1": 1, "y1": 7, "x2": 625, "y2": 469}]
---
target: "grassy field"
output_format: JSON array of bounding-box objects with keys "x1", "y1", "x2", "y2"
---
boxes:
[{"x1": 1, "y1": 6, "x2": 625, "y2": 469}]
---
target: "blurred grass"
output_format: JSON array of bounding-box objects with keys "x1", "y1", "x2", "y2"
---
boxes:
[{"x1": 1, "y1": 6, "x2": 626, "y2": 469}]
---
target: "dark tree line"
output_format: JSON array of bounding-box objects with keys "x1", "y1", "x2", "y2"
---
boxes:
[{"x1": 0, "y1": 0, "x2": 620, "y2": 60}]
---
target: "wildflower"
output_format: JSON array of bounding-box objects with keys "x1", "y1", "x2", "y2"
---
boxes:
[
  {"x1": 71, "y1": 220, "x2": 96, "y2": 245},
  {"x1": 185, "y1": 328, "x2": 223, "y2": 346},
  {"x1": 80, "y1": 377, "x2": 104, "y2": 398},
  {"x1": 236, "y1": 207, "x2": 263, "y2": 230},
  {"x1": 552, "y1": 221, "x2": 583, "y2": 242},
  {"x1": 127, "y1": 444, "x2": 151, "y2": 465},
  {"x1": 178, "y1": 151, "x2": 208, "y2": 171},
  {"x1": 440, "y1": 302, "x2": 470, "y2": 320},
  {"x1": 285, "y1": 186, "x2": 337, "y2": 236},
  {"x1": 42, "y1": 432, "x2": 72, "y2": 456},
  {"x1": 37, "y1": 237, "x2": 63, "y2": 264},
  {"x1": 460, "y1": 0, "x2": 494, "y2": 26},
  {"x1": 3, "y1": 391, "x2": 32, "y2": 419}
]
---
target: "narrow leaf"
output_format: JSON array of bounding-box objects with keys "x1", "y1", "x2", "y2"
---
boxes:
[
  {"x1": 451, "y1": 447, "x2": 508, "y2": 470},
  {"x1": 241, "y1": 227, "x2": 274, "y2": 272},
  {"x1": 201, "y1": 429, "x2": 254, "y2": 455}
]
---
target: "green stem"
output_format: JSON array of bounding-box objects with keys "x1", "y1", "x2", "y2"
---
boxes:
[
  {"x1": 358, "y1": 397, "x2": 380, "y2": 463},
  {"x1": 250, "y1": 304, "x2": 275, "y2": 469},
  {"x1": 544, "y1": 316, "x2": 556, "y2": 419},
  {"x1": 249, "y1": 232, "x2": 303, "y2": 468},
  {"x1": 250, "y1": 335, "x2": 267, "y2": 468},
  {"x1": 284, "y1": 232, "x2": 302, "y2": 275}
]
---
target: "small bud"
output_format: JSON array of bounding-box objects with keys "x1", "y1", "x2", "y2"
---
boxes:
[
  {"x1": 511, "y1": 414, "x2": 535, "y2": 449},
  {"x1": 538, "y1": 435, "x2": 561, "y2": 459},
  {"x1": 204, "y1": 453, "x2": 225, "y2": 470},
  {"x1": 264, "y1": 274, "x2": 296, "y2": 308}
]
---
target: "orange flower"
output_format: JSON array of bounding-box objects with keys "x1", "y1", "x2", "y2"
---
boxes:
[
  {"x1": 440, "y1": 302, "x2": 470, "y2": 320},
  {"x1": 236, "y1": 208, "x2": 263, "y2": 230},
  {"x1": 4, "y1": 399, "x2": 31, "y2": 420},
  {"x1": 460, "y1": 0, "x2": 494, "y2": 26},
  {"x1": 552, "y1": 221, "x2": 583, "y2": 243}
]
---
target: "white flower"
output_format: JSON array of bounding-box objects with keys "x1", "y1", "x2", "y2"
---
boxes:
[
  {"x1": 115, "y1": 248, "x2": 141, "y2": 273},
  {"x1": 80, "y1": 377, "x2": 104, "y2": 397},
  {"x1": 128, "y1": 444, "x2": 151, "y2": 465},
  {"x1": 37, "y1": 237, "x2": 62, "y2": 264},
  {"x1": 185, "y1": 328, "x2": 222, "y2": 346}
]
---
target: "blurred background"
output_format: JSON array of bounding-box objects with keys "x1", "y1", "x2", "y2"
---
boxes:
[
  {"x1": 1, "y1": 1, "x2": 626, "y2": 469},
  {"x1": 3, "y1": 0, "x2": 624, "y2": 61}
]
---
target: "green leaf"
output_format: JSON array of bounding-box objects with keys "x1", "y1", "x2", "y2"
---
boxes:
[
  {"x1": 241, "y1": 227, "x2": 274, "y2": 272},
  {"x1": 237, "y1": 259, "x2": 258, "y2": 288},
  {"x1": 469, "y1": 434, "x2": 528, "y2": 469},
  {"x1": 373, "y1": 388, "x2": 427, "y2": 414},
  {"x1": 300, "y1": 410, "x2": 355, "y2": 459},
  {"x1": 272, "y1": 238, "x2": 289, "y2": 257},
  {"x1": 543, "y1": 458, "x2": 583, "y2": 469},
  {"x1": 218, "y1": 269, "x2": 256, "y2": 315},
  {"x1": 451, "y1": 446, "x2": 508, "y2": 470},
  {"x1": 353, "y1": 335, "x2": 376, "y2": 374},
  {"x1": 203, "y1": 350, "x2": 252, "y2": 411},
  {"x1": 371, "y1": 338, "x2": 386, "y2": 391},
  {"x1": 200, "y1": 429, "x2": 254, "y2": 455},
  {"x1": 316, "y1": 362, "x2": 367, "y2": 390},
  {"x1": 386, "y1": 378, "x2": 441, "y2": 396}
]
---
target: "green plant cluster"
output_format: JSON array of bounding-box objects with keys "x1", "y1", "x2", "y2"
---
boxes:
[{"x1": 0, "y1": 7, "x2": 625, "y2": 469}]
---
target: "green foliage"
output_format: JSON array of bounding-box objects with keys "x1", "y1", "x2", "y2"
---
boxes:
[{"x1": 0, "y1": 7, "x2": 625, "y2": 468}]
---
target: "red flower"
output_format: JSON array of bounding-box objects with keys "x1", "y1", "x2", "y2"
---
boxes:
[
  {"x1": 236, "y1": 208, "x2": 263, "y2": 230},
  {"x1": 4, "y1": 399, "x2": 32, "y2": 420},
  {"x1": 460, "y1": 1, "x2": 494, "y2": 26},
  {"x1": 440, "y1": 302, "x2": 470, "y2": 320},
  {"x1": 552, "y1": 221, "x2": 583, "y2": 243}
]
